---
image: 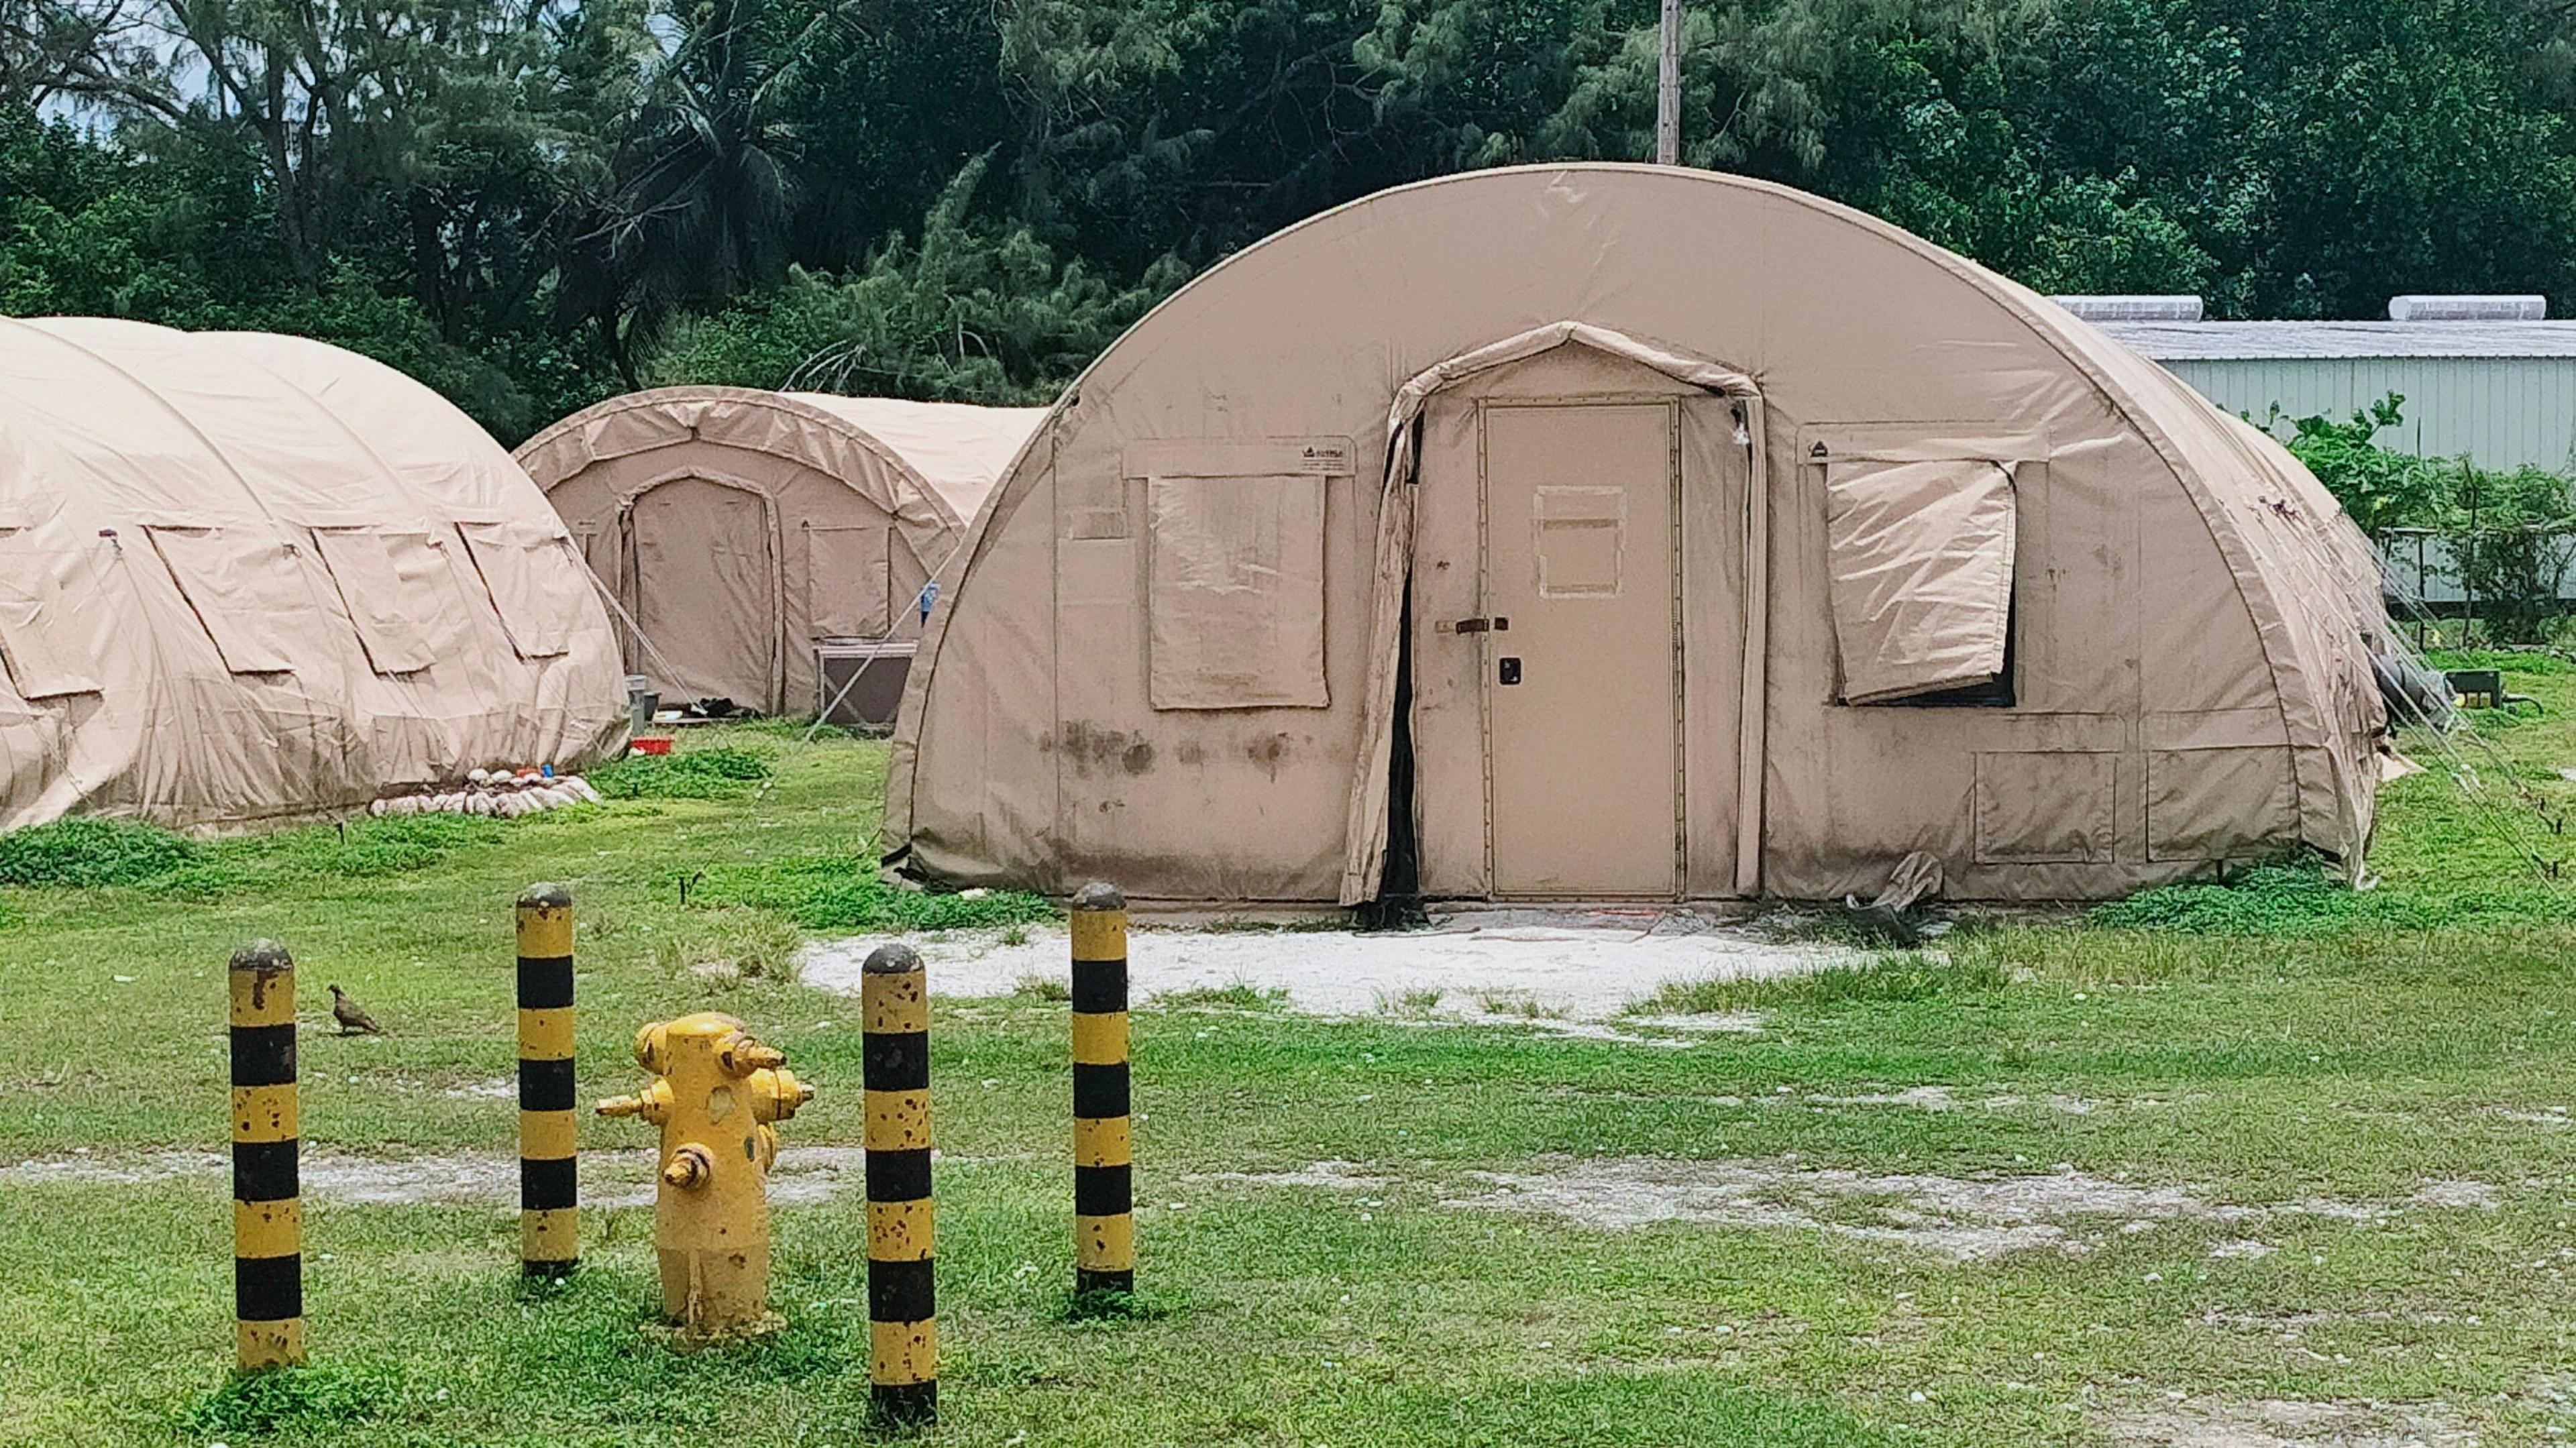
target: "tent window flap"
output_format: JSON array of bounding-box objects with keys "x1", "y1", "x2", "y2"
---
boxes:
[
  {"x1": 1147, "y1": 473, "x2": 1328, "y2": 710},
  {"x1": 145, "y1": 526, "x2": 301, "y2": 674},
  {"x1": 458, "y1": 520, "x2": 584, "y2": 659},
  {"x1": 0, "y1": 529, "x2": 102, "y2": 698},
  {"x1": 313, "y1": 528, "x2": 440, "y2": 674},
  {"x1": 806, "y1": 524, "x2": 892, "y2": 638},
  {"x1": 1823, "y1": 457, "x2": 2017, "y2": 704}
]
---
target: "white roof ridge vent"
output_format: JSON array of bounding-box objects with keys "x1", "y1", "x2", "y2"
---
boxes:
[
  {"x1": 2387, "y1": 294, "x2": 2546, "y2": 321},
  {"x1": 2050, "y1": 295, "x2": 2204, "y2": 323}
]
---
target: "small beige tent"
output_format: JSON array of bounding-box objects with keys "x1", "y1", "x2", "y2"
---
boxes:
[
  {"x1": 0, "y1": 319, "x2": 625, "y2": 832},
  {"x1": 516, "y1": 388, "x2": 1046, "y2": 716},
  {"x1": 888, "y1": 164, "x2": 2396, "y2": 905}
]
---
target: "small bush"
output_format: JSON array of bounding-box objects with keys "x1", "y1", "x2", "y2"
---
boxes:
[
  {"x1": 702, "y1": 852, "x2": 1054, "y2": 932},
  {"x1": 1014, "y1": 972, "x2": 1072, "y2": 1002},
  {"x1": 1470, "y1": 988, "x2": 1568, "y2": 1019},
  {"x1": 590, "y1": 744, "x2": 777, "y2": 800},
  {"x1": 0, "y1": 817, "x2": 197, "y2": 887},
  {"x1": 0, "y1": 810, "x2": 525, "y2": 897},
  {"x1": 1377, "y1": 985, "x2": 1444, "y2": 1015},
  {"x1": 2422, "y1": 647, "x2": 2575, "y2": 676},
  {"x1": 794, "y1": 876, "x2": 1056, "y2": 932},
  {"x1": 2090, "y1": 860, "x2": 2445, "y2": 936}
]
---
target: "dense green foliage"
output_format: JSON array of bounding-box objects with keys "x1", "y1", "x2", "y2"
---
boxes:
[
  {"x1": 9, "y1": 0, "x2": 2576, "y2": 441},
  {"x1": 0, "y1": 810, "x2": 525, "y2": 893},
  {"x1": 2285, "y1": 396, "x2": 2576, "y2": 639},
  {"x1": 0, "y1": 816, "x2": 195, "y2": 887}
]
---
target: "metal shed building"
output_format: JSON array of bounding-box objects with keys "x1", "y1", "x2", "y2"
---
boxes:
[{"x1": 2094, "y1": 319, "x2": 2576, "y2": 471}]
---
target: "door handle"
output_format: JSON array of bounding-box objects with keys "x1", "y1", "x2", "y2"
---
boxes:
[{"x1": 1448, "y1": 616, "x2": 1509, "y2": 634}]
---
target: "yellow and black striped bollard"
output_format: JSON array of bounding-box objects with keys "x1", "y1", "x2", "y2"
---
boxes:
[
  {"x1": 517, "y1": 883, "x2": 578, "y2": 1278},
  {"x1": 230, "y1": 940, "x2": 303, "y2": 1369},
  {"x1": 1071, "y1": 882, "x2": 1134, "y2": 1300},
  {"x1": 863, "y1": 943, "x2": 935, "y2": 1425}
]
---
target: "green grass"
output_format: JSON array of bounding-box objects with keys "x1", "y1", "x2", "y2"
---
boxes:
[
  {"x1": 2090, "y1": 647, "x2": 2576, "y2": 936},
  {"x1": 1156, "y1": 982, "x2": 1290, "y2": 1011},
  {"x1": 1635, "y1": 950, "x2": 2012, "y2": 1013},
  {"x1": 0, "y1": 810, "x2": 521, "y2": 898},
  {"x1": 588, "y1": 743, "x2": 777, "y2": 799},
  {"x1": 698, "y1": 849, "x2": 1053, "y2": 932},
  {"x1": 3, "y1": 699, "x2": 2576, "y2": 1447}
]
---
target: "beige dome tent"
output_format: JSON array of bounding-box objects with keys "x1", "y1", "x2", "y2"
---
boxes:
[
  {"x1": 888, "y1": 164, "x2": 2396, "y2": 905},
  {"x1": 516, "y1": 388, "x2": 1046, "y2": 718},
  {"x1": 0, "y1": 319, "x2": 626, "y2": 832}
]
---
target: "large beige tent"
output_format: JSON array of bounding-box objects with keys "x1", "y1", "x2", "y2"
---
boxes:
[
  {"x1": 516, "y1": 388, "x2": 1046, "y2": 715},
  {"x1": 0, "y1": 319, "x2": 625, "y2": 832},
  {"x1": 888, "y1": 164, "x2": 2396, "y2": 905}
]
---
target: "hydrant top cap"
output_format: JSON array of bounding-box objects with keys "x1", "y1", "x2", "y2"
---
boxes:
[{"x1": 665, "y1": 1011, "x2": 750, "y2": 1036}]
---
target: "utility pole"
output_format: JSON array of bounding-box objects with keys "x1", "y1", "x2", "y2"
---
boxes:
[{"x1": 1656, "y1": 0, "x2": 1682, "y2": 165}]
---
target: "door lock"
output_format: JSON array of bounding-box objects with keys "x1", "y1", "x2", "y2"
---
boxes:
[{"x1": 1498, "y1": 657, "x2": 1521, "y2": 686}]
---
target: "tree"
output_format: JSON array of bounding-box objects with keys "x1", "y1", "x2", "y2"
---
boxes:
[
  {"x1": 559, "y1": 0, "x2": 839, "y2": 380},
  {"x1": 647, "y1": 156, "x2": 1186, "y2": 400}
]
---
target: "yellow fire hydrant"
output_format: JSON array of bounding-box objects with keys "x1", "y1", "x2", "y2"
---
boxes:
[{"x1": 596, "y1": 1012, "x2": 814, "y2": 1337}]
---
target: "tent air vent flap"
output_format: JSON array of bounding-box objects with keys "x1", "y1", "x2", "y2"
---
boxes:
[
  {"x1": 0, "y1": 526, "x2": 102, "y2": 700},
  {"x1": 145, "y1": 525, "x2": 304, "y2": 674},
  {"x1": 310, "y1": 526, "x2": 441, "y2": 674},
  {"x1": 456, "y1": 520, "x2": 584, "y2": 659},
  {"x1": 1822, "y1": 457, "x2": 2018, "y2": 704}
]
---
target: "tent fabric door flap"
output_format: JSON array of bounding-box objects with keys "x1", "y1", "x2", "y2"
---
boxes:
[{"x1": 627, "y1": 478, "x2": 780, "y2": 709}]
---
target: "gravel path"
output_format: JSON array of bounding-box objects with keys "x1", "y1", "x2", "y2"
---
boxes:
[{"x1": 801, "y1": 909, "x2": 1858, "y2": 1021}]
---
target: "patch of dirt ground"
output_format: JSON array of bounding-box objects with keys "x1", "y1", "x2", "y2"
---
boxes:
[
  {"x1": 2098, "y1": 1395, "x2": 2481, "y2": 1448},
  {"x1": 1440, "y1": 1158, "x2": 2502, "y2": 1260},
  {"x1": 802, "y1": 911, "x2": 1857, "y2": 1024},
  {"x1": 1180, "y1": 1154, "x2": 2500, "y2": 1263}
]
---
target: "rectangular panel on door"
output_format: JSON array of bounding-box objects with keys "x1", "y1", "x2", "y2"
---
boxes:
[{"x1": 1483, "y1": 402, "x2": 1680, "y2": 897}]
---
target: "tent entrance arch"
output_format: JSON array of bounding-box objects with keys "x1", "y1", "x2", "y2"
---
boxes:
[
  {"x1": 1350, "y1": 323, "x2": 1768, "y2": 905},
  {"x1": 618, "y1": 471, "x2": 786, "y2": 712}
]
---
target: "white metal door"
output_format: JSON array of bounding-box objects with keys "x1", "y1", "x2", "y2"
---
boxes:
[{"x1": 1481, "y1": 401, "x2": 1682, "y2": 897}]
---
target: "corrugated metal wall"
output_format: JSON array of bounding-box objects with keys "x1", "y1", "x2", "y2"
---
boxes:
[{"x1": 2161, "y1": 357, "x2": 2576, "y2": 471}]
